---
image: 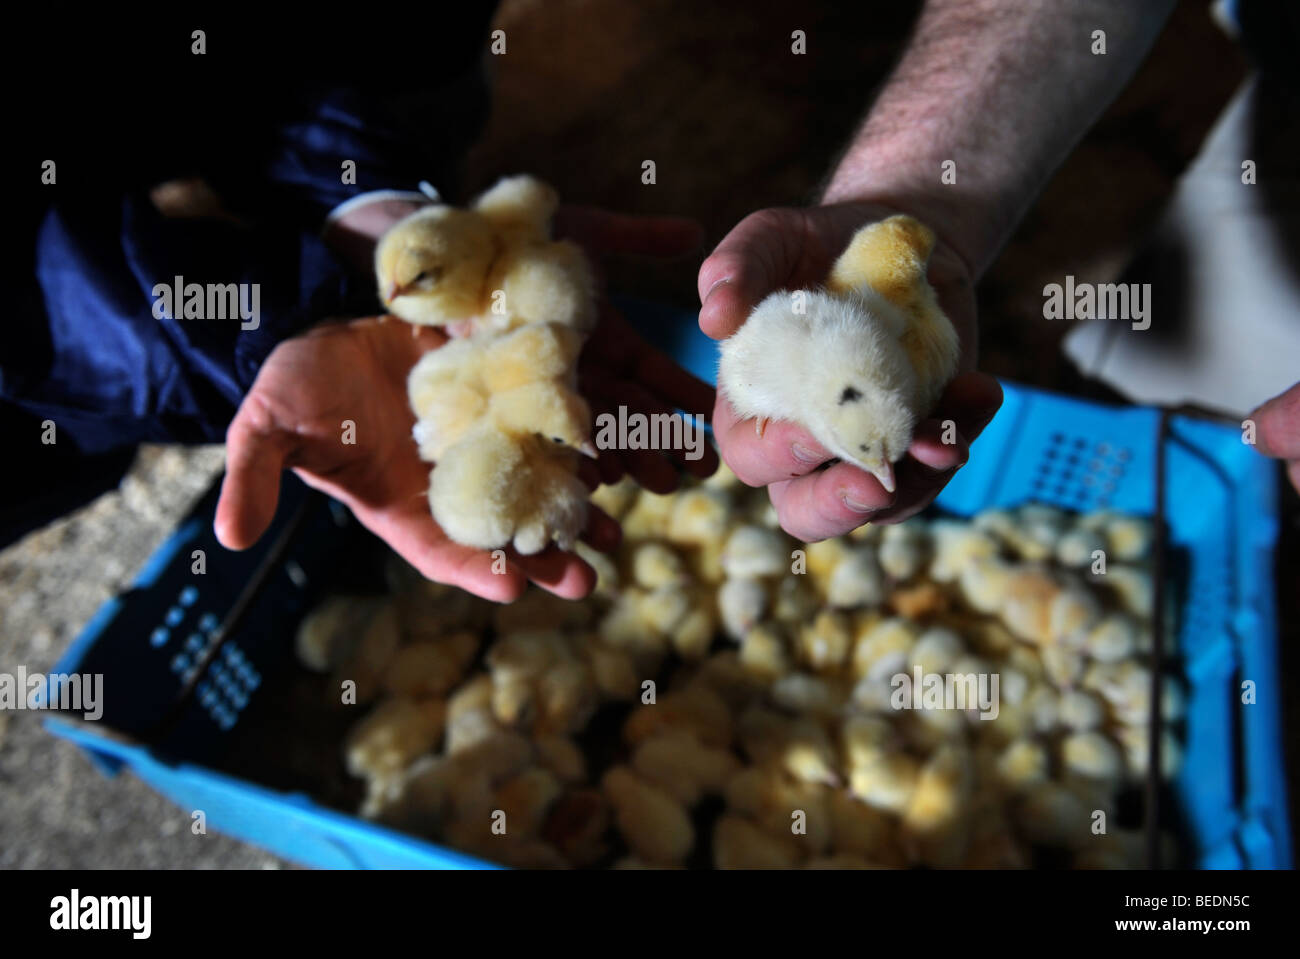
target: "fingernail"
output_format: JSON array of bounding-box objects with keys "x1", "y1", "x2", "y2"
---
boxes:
[
  {"x1": 842, "y1": 493, "x2": 877, "y2": 513},
  {"x1": 791, "y1": 443, "x2": 821, "y2": 465},
  {"x1": 704, "y1": 277, "x2": 730, "y2": 302}
]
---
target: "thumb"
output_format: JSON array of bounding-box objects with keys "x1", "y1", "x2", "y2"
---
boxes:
[
  {"x1": 698, "y1": 209, "x2": 794, "y2": 340},
  {"x1": 215, "y1": 402, "x2": 293, "y2": 550},
  {"x1": 1248, "y1": 381, "x2": 1300, "y2": 461}
]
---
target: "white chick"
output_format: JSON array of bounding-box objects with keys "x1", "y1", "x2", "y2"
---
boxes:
[
  {"x1": 535, "y1": 659, "x2": 598, "y2": 736},
  {"x1": 718, "y1": 217, "x2": 957, "y2": 493},
  {"x1": 719, "y1": 576, "x2": 769, "y2": 641},
  {"x1": 878, "y1": 521, "x2": 930, "y2": 581},
  {"x1": 718, "y1": 288, "x2": 919, "y2": 493},
  {"x1": 429, "y1": 428, "x2": 588, "y2": 554},
  {"x1": 1055, "y1": 526, "x2": 1108, "y2": 568},
  {"x1": 721, "y1": 524, "x2": 790, "y2": 579},
  {"x1": 826, "y1": 547, "x2": 888, "y2": 609},
  {"x1": 737, "y1": 707, "x2": 839, "y2": 785},
  {"x1": 602, "y1": 766, "x2": 695, "y2": 867}
]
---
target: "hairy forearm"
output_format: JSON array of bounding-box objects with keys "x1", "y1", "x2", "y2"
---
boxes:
[{"x1": 822, "y1": 0, "x2": 1177, "y2": 277}]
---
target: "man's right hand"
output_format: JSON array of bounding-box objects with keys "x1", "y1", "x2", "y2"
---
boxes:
[{"x1": 698, "y1": 202, "x2": 1003, "y2": 540}]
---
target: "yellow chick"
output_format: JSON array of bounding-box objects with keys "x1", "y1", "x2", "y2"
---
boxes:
[
  {"x1": 956, "y1": 556, "x2": 1015, "y2": 614},
  {"x1": 721, "y1": 524, "x2": 790, "y2": 579},
  {"x1": 664, "y1": 487, "x2": 733, "y2": 547},
  {"x1": 713, "y1": 814, "x2": 803, "y2": 869},
  {"x1": 602, "y1": 766, "x2": 695, "y2": 867},
  {"x1": 487, "y1": 380, "x2": 595, "y2": 457},
  {"x1": 724, "y1": 764, "x2": 832, "y2": 854},
  {"x1": 375, "y1": 206, "x2": 497, "y2": 325},
  {"x1": 330, "y1": 600, "x2": 402, "y2": 707},
  {"x1": 851, "y1": 616, "x2": 918, "y2": 681},
  {"x1": 382, "y1": 630, "x2": 480, "y2": 699},
  {"x1": 630, "y1": 541, "x2": 688, "y2": 590},
  {"x1": 770, "y1": 673, "x2": 847, "y2": 718},
  {"x1": 535, "y1": 659, "x2": 598, "y2": 736},
  {"x1": 429, "y1": 428, "x2": 588, "y2": 554},
  {"x1": 407, "y1": 335, "x2": 491, "y2": 461},
  {"x1": 295, "y1": 594, "x2": 382, "y2": 673},
  {"x1": 795, "y1": 609, "x2": 853, "y2": 672},
  {"x1": 739, "y1": 622, "x2": 792, "y2": 680},
  {"x1": 623, "y1": 685, "x2": 734, "y2": 749},
  {"x1": 1083, "y1": 612, "x2": 1139, "y2": 663},
  {"x1": 994, "y1": 738, "x2": 1049, "y2": 793},
  {"x1": 671, "y1": 600, "x2": 718, "y2": 662},
  {"x1": 771, "y1": 575, "x2": 821, "y2": 627},
  {"x1": 533, "y1": 735, "x2": 587, "y2": 785},
  {"x1": 719, "y1": 576, "x2": 769, "y2": 641},
  {"x1": 877, "y1": 520, "x2": 930, "y2": 581},
  {"x1": 929, "y1": 521, "x2": 1000, "y2": 583},
  {"x1": 826, "y1": 547, "x2": 887, "y2": 609},
  {"x1": 631, "y1": 731, "x2": 741, "y2": 805},
  {"x1": 344, "y1": 697, "x2": 447, "y2": 781},
  {"x1": 902, "y1": 744, "x2": 974, "y2": 866},
  {"x1": 494, "y1": 767, "x2": 564, "y2": 838},
  {"x1": 583, "y1": 640, "x2": 641, "y2": 702}
]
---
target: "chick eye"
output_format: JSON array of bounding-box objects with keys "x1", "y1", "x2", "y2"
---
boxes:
[
  {"x1": 860, "y1": 443, "x2": 871, "y2": 452},
  {"x1": 839, "y1": 386, "x2": 862, "y2": 404},
  {"x1": 552, "y1": 436, "x2": 565, "y2": 444}
]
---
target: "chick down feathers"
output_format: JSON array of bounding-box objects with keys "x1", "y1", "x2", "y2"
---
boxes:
[{"x1": 717, "y1": 215, "x2": 959, "y2": 492}]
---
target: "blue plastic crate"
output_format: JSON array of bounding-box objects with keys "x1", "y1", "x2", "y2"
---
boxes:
[{"x1": 45, "y1": 306, "x2": 1290, "y2": 869}]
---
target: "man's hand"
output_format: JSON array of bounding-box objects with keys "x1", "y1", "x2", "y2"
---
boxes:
[
  {"x1": 218, "y1": 206, "x2": 715, "y2": 602},
  {"x1": 215, "y1": 316, "x2": 621, "y2": 602},
  {"x1": 1249, "y1": 382, "x2": 1300, "y2": 494},
  {"x1": 698, "y1": 201, "x2": 1002, "y2": 540}
]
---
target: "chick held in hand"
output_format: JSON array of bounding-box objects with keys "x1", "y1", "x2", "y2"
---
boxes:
[{"x1": 717, "y1": 215, "x2": 959, "y2": 493}]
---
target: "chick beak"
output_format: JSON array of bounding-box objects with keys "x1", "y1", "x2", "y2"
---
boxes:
[
  {"x1": 385, "y1": 282, "x2": 403, "y2": 303},
  {"x1": 578, "y1": 440, "x2": 600, "y2": 460},
  {"x1": 867, "y1": 458, "x2": 896, "y2": 494}
]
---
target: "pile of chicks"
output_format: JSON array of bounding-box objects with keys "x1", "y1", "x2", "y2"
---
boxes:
[
  {"x1": 296, "y1": 465, "x2": 1179, "y2": 869},
  {"x1": 376, "y1": 176, "x2": 598, "y2": 554}
]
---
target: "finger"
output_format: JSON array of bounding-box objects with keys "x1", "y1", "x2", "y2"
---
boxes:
[
  {"x1": 698, "y1": 209, "x2": 797, "y2": 339},
  {"x1": 345, "y1": 487, "x2": 530, "y2": 603},
  {"x1": 512, "y1": 549, "x2": 597, "y2": 600},
  {"x1": 714, "y1": 393, "x2": 832, "y2": 487},
  {"x1": 215, "y1": 403, "x2": 293, "y2": 550},
  {"x1": 867, "y1": 374, "x2": 1004, "y2": 525},
  {"x1": 932, "y1": 372, "x2": 1004, "y2": 444},
  {"x1": 767, "y1": 461, "x2": 896, "y2": 542},
  {"x1": 581, "y1": 504, "x2": 622, "y2": 554},
  {"x1": 555, "y1": 207, "x2": 704, "y2": 260},
  {"x1": 627, "y1": 336, "x2": 717, "y2": 418},
  {"x1": 1249, "y1": 381, "x2": 1300, "y2": 460}
]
